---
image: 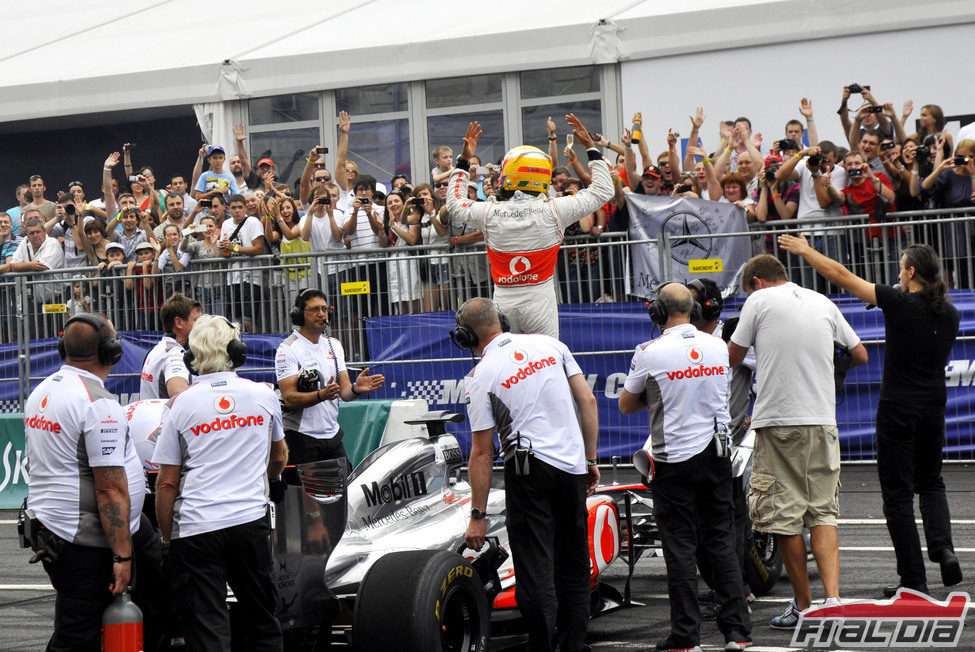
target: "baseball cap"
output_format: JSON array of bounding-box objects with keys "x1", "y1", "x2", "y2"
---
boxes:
[
  {"x1": 105, "y1": 242, "x2": 124, "y2": 253},
  {"x1": 135, "y1": 242, "x2": 155, "y2": 252},
  {"x1": 642, "y1": 165, "x2": 662, "y2": 179},
  {"x1": 764, "y1": 154, "x2": 784, "y2": 168},
  {"x1": 257, "y1": 158, "x2": 275, "y2": 168},
  {"x1": 207, "y1": 145, "x2": 226, "y2": 157}
]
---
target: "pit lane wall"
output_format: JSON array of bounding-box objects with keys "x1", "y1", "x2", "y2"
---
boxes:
[{"x1": 2, "y1": 293, "x2": 974, "y2": 507}]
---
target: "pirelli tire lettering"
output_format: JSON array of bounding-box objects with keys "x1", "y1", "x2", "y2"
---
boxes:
[{"x1": 353, "y1": 550, "x2": 490, "y2": 652}]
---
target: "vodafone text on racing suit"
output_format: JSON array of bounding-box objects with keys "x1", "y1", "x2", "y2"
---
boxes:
[{"x1": 445, "y1": 152, "x2": 614, "y2": 338}]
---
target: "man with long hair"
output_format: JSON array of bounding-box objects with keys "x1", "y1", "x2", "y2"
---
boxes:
[{"x1": 779, "y1": 236, "x2": 961, "y2": 597}]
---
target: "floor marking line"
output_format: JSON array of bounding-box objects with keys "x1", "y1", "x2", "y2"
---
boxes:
[{"x1": 0, "y1": 585, "x2": 54, "y2": 591}]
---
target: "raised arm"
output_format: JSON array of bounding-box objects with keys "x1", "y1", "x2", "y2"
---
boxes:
[
  {"x1": 299, "y1": 146, "x2": 323, "y2": 206},
  {"x1": 800, "y1": 97, "x2": 818, "y2": 146},
  {"x1": 666, "y1": 129, "x2": 682, "y2": 175},
  {"x1": 883, "y1": 103, "x2": 908, "y2": 144},
  {"x1": 191, "y1": 145, "x2": 207, "y2": 199},
  {"x1": 683, "y1": 107, "x2": 706, "y2": 172},
  {"x1": 233, "y1": 124, "x2": 252, "y2": 177},
  {"x1": 778, "y1": 233, "x2": 876, "y2": 305},
  {"x1": 546, "y1": 116, "x2": 560, "y2": 167},
  {"x1": 838, "y1": 85, "x2": 853, "y2": 141},
  {"x1": 335, "y1": 111, "x2": 352, "y2": 192},
  {"x1": 633, "y1": 112, "x2": 652, "y2": 171}
]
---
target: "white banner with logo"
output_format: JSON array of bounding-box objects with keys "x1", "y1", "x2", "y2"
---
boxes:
[{"x1": 625, "y1": 195, "x2": 752, "y2": 300}]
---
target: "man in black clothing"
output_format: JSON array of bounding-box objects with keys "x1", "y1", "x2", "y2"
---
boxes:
[{"x1": 778, "y1": 236, "x2": 961, "y2": 597}]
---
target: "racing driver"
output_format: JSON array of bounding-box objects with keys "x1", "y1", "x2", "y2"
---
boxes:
[{"x1": 445, "y1": 115, "x2": 614, "y2": 338}]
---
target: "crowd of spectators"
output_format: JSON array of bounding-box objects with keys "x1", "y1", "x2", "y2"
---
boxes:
[{"x1": 2, "y1": 87, "x2": 974, "y2": 338}]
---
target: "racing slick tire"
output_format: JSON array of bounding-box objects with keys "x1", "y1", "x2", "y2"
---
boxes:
[
  {"x1": 744, "y1": 530, "x2": 782, "y2": 596},
  {"x1": 352, "y1": 549, "x2": 489, "y2": 652}
]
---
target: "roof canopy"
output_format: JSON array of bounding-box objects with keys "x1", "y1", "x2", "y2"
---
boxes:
[{"x1": 2, "y1": 0, "x2": 973, "y2": 124}]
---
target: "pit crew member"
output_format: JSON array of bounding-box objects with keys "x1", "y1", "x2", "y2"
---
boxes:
[
  {"x1": 153, "y1": 315, "x2": 288, "y2": 652},
  {"x1": 139, "y1": 292, "x2": 201, "y2": 400},
  {"x1": 619, "y1": 283, "x2": 752, "y2": 652},
  {"x1": 461, "y1": 297, "x2": 599, "y2": 652},
  {"x1": 275, "y1": 288, "x2": 385, "y2": 464},
  {"x1": 445, "y1": 116, "x2": 614, "y2": 338},
  {"x1": 24, "y1": 313, "x2": 162, "y2": 650}
]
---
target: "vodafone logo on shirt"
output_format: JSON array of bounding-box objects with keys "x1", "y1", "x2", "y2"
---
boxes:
[
  {"x1": 509, "y1": 349, "x2": 528, "y2": 364},
  {"x1": 686, "y1": 347, "x2": 703, "y2": 364},
  {"x1": 666, "y1": 365, "x2": 725, "y2": 381},
  {"x1": 214, "y1": 395, "x2": 235, "y2": 414},
  {"x1": 500, "y1": 355, "x2": 558, "y2": 389},
  {"x1": 509, "y1": 256, "x2": 532, "y2": 275},
  {"x1": 39, "y1": 394, "x2": 50, "y2": 412},
  {"x1": 190, "y1": 413, "x2": 265, "y2": 436}
]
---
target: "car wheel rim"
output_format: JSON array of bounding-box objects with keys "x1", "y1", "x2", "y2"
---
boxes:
[{"x1": 440, "y1": 585, "x2": 477, "y2": 652}]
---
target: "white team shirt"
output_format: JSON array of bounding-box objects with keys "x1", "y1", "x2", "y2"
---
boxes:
[
  {"x1": 464, "y1": 333, "x2": 586, "y2": 475},
  {"x1": 220, "y1": 216, "x2": 265, "y2": 285},
  {"x1": 730, "y1": 282, "x2": 861, "y2": 428},
  {"x1": 124, "y1": 399, "x2": 167, "y2": 471},
  {"x1": 140, "y1": 336, "x2": 191, "y2": 400},
  {"x1": 275, "y1": 331, "x2": 347, "y2": 439},
  {"x1": 25, "y1": 365, "x2": 145, "y2": 546},
  {"x1": 152, "y1": 371, "x2": 285, "y2": 538},
  {"x1": 624, "y1": 323, "x2": 731, "y2": 463}
]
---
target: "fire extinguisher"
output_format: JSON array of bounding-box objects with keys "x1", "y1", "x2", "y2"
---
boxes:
[{"x1": 102, "y1": 591, "x2": 143, "y2": 652}]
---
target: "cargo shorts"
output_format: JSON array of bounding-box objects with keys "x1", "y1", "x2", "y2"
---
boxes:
[{"x1": 747, "y1": 425, "x2": 840, "y2": 536}]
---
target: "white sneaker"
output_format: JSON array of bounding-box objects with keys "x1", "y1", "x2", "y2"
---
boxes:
[{"x1": 822, "y1": 597, "x2": 842, "y2": 607}]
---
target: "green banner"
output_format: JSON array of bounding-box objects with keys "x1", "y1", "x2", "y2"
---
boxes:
[
  {"x1": 338, "y1": 400, "x2": 393, "y2": 469},
  {"x1": 0, "y1": 414, "x2": 28, "y2": 509}
]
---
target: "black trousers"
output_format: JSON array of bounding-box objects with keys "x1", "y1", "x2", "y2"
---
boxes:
[
  {"x1": 504, "y1": 457, "x2": 590, "y2": 652},
  {"x1": 284, "y1": 428, "x2": 347, "y2": 465},
  {"x1": 876, "y1": 399, "x2": 954, "y2": 587},
  {"x1": 168, "y1": 517, "x2": 282, "y2": 652},
  {"x1": 42, "y1": 514, "x2": 164, "y2": 652},
  {"x1": 652, "y1": 443, "x2": 750, "y2": 645}
]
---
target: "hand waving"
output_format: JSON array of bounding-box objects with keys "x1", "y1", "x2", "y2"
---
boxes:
[{"x1": 461, "y1": 122, "x2": 482, "y2": 160}]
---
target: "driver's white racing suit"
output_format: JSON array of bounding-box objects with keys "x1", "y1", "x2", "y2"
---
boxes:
[{"x1": 445, "y1": 150, "x2": 614, "y2": 338}]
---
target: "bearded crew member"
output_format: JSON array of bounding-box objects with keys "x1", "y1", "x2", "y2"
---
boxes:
[
  {"x1": 24, "y1": 313, "x2": 163, "y2": 651},
  {"x1": 461, "y1": 298, "x2": 599, "y2": 652},
  {"x1": 275, "y1": 289, "x2": 385, "y2": 464},
  {"x1": 153, "y1": 315, "x2": 288, "y2": 652},
  {"x1": 139, "y1": 292, "x2": 201, "y2": 400},
  {"x1": 619, "y1": 284, "x2": 751, "y2": 652},
  {"x1": 445, "y1": 116, "x2": 614, "y2": 338}
]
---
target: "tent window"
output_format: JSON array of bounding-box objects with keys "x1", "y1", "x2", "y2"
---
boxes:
[
  {"x1": 336, "y1": 83, "x2": 408, "y2": 115},
  {"x1": 341, "y1": 118, "x2": 411, "y2": 188},
  {"x1": 428, "y1": 111, "x2": 505, "y2": 172},
  {"x1": 249, "y1": 94, "x2": 319, "y2": 126},
  {"x1": 520, "y1": 66, "x2": 600, "y2": 100},
  {"x1": 425, "y1": 75, "x2": 503, "y2": 110},
  {"x1": 521, "y1": 100, "x2": 602, "y2": 155}
]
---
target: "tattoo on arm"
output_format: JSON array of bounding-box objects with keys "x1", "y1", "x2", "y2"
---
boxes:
[{"x1": 100, "y1": 502, "x2": 125, "y2": 531}]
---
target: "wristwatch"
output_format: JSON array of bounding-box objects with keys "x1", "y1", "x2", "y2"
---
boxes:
[{"x1": 470, "y1": 507, "x2": 487, "y2": 520}]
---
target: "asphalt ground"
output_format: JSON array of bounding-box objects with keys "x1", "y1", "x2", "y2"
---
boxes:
[{"x1": 2, "y1": 464, "x2": 974, "y2": 651}]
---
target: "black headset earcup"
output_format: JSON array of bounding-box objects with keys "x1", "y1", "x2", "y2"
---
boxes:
[
  {"x1": 449, "y1": 325, "x2": 479, "y2": 351},
  {"x1": 647, "y1": 298, "x2": 668, "y2": 326},
  {"x1": 99, "y1": 337, "x2": 124, "y2": 366},
  {"x1": 290, "y1": 305, "x2": 304, "y2": 327},
  {"x1": 183, "y1": 349, "x2": 196, "y2": 374},
  {"x1": 57, "y1": 336, "x2": 67, "y2": 361},
  {"x1": 227, "y1": 339, "x2": 248, "y2": 368},
  {"x1": 691, "y1": 301, "x2": 702, "y2": 324}
]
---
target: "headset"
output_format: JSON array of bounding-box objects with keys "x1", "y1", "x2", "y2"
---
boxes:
[
  {"x1": 450, "y1": 301, "x2": 511, "y2": 351},
  {"x1": 647, "y1": 282, "x2": 701, "y2": 326},
  {"x1": 57, "y1": 313, "x2": 124, "y2": 366},
  {"x1": 686, "y1": 278, "x2": 723, "y2": 323},
  {"x1": 183, "y1": 316, "x2": 248, "y2": 373},
  {"x1": 290, "y1": 288, "x2": 333, "y2": 328}
]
